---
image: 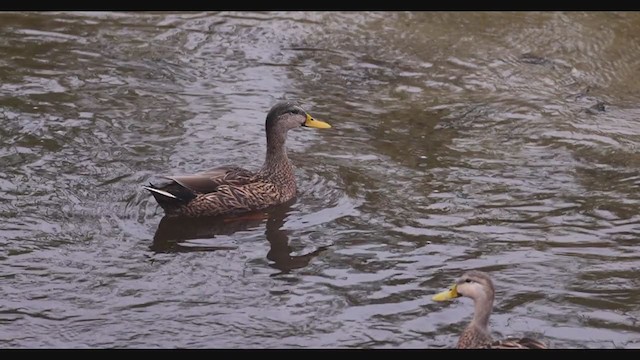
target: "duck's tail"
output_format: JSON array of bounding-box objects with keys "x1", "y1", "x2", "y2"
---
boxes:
[
  {"x1": 143, "y1": 184, "x2": 178, "y2": 200},
  {"x1": 144, "y1": 182, "x2": 196, "y2": 211}
]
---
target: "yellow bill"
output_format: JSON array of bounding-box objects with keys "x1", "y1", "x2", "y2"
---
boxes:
[
  {"x1": 304, "y1": 113, "x2": 331, "y2": 129},
  {"x1": 432, "y1": 284, "x2": 460, "y2": 301}
]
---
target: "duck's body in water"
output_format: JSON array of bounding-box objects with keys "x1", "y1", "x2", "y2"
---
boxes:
[
  {"x1": 432, "y1": 270, "x2": 548, "y2": 349},
  {"x1": 144, "y1": 102, "x2": 331, "y2": 218}
]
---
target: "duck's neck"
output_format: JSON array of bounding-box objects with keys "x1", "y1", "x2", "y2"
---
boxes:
[
  {"x1": 261, "y1": 125, "x2": 292, "y2": 176},
  {"x1": 471, "y1": 293, "x2": 493, "y2": 331}
]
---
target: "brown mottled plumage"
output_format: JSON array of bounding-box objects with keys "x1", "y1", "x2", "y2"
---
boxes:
[
  {"x1": 144, "y1": 102, "x2": 331, "y2": 218},
  {"x1": 432, "y1": 270, "x2": 548, "y2": 349}
]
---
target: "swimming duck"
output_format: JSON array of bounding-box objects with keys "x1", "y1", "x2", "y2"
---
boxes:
[
  {"x1": 432, "y1": 270, "x2": 547, "y2": 349},
  {"x1": 144, "y1": 102, "x2": 331, "y2": 218}
]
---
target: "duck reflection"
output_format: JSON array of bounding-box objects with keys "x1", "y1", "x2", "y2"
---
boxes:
[{"x1": 150, "y1": 201, "x2": 328, "y2": 274}]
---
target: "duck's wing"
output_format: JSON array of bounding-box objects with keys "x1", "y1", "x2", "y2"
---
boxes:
[
  {"x1": 144, "y1": 165, "x2": 258, "y2": 210},
  {"x1": 167, "y1": 165, "x2": 257, "y2": 194},
  {"x1": 487, "y1": 337, "x2": 548, "y2": 349}
]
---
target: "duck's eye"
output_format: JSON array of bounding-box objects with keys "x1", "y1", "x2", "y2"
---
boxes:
[{"x1": 465, "y1": 279, "x2": 472, "y2": 283}]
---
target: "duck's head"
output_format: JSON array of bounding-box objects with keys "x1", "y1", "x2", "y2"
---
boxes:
[
  {"x1": 265, "y1": 102, "x2": 331, "y2": 134},
  {"x1": 432, "y1": 270, "x2": 495, "y2": 303}
]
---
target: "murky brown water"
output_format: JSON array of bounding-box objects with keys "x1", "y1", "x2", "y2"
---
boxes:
[{"x1": 1, "y1": 11, "x2": 640, "y2": 348}]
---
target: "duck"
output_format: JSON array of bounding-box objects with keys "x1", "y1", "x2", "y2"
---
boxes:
[
  {"x1": 144, "y1": 102, "x2": 331, "y2": 218},
  {"x1": 432, "y1": 270, "x2": 548, "y2": 349}
]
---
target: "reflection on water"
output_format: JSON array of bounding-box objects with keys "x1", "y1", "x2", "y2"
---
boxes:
[
  {"x1": 151, "y1": 201, "x2": 329, "y2": 274},
  {"x1": 1, "y1": 11, "x2": 640, "y2": 348}
]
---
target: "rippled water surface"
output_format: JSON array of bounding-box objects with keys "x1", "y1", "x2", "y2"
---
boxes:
[{"x1": 1, "y1": 12, "x2": 640, "y2": 348}]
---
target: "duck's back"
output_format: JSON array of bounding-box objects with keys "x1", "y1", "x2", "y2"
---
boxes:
[{"x1": 170, "y1": 165, "x2": 257, "y2": 192}]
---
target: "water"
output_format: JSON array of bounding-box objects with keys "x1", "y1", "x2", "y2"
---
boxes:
[{"x1": 1, "y1": 11, "x2": 639, "y2": 348}]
